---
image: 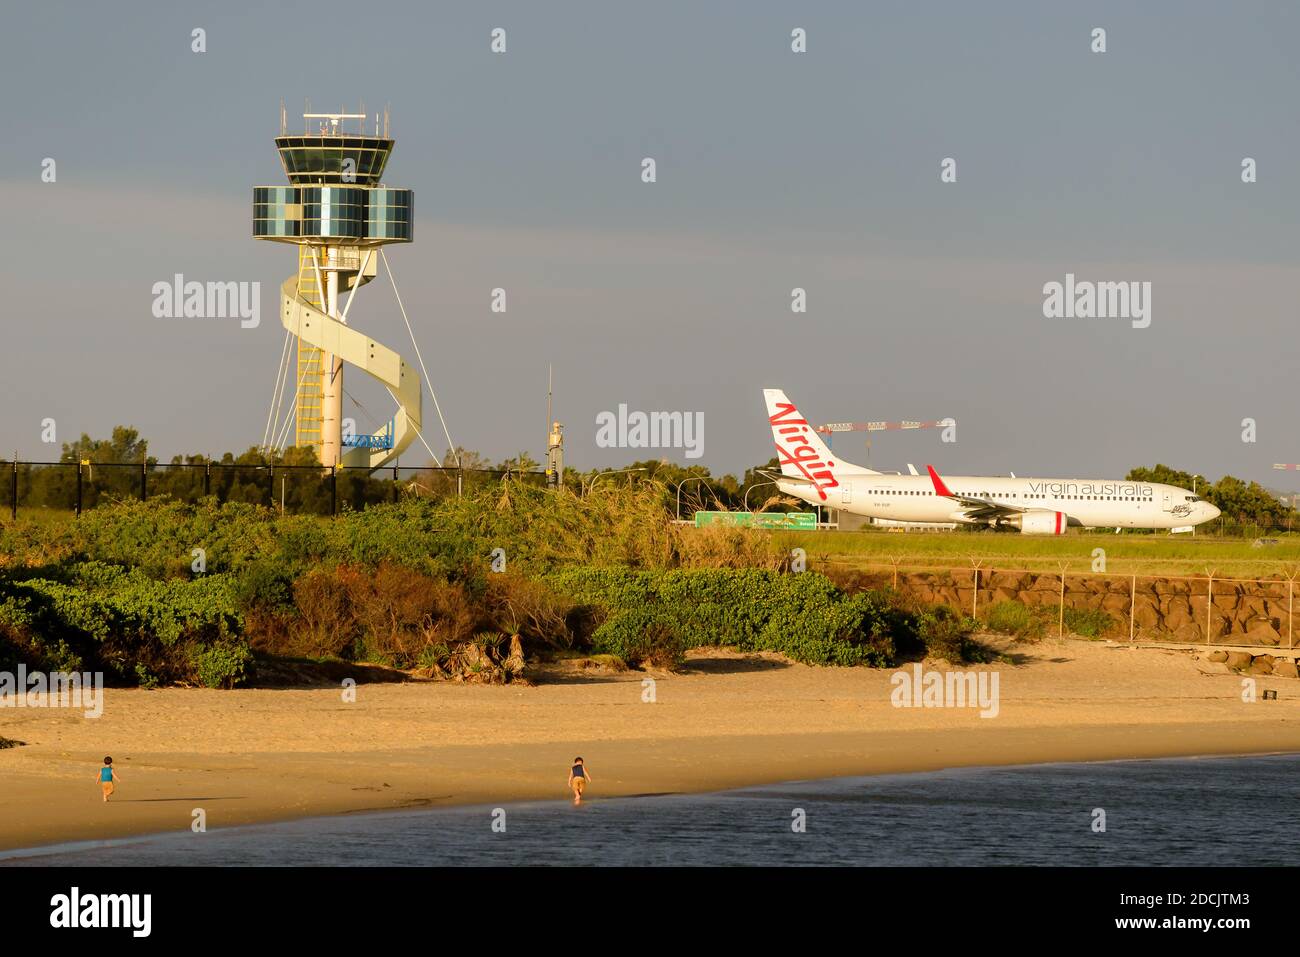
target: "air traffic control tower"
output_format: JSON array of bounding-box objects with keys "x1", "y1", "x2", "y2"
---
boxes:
[{"x1": 253, "y1": 107, "x2": 420, "y2": 470}]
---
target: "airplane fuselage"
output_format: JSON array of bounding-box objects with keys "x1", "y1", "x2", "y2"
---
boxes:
[{"x1": 778, "y1": 473, "x2": 1218, "y2": 530}]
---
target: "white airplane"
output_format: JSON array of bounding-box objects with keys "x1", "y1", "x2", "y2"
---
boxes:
[{"x1": 761, "y1": 389, "x2": 1221, "y2": 534}]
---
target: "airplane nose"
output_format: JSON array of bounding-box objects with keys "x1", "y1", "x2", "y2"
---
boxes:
[{"x1": 1204, "y1": 503, "x2": 1221, "y2": 521}]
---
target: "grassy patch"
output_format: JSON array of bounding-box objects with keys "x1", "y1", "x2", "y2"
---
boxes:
[
  {"x1": 774, "y1": 528, "x2": 1300, "y2": 579},
  {"x1": 981, "y1": 600, "x2": 1049, "y2": 640},
  {"x1": 1062, "y1": 607, "x2": 1116, "y2": 639}
]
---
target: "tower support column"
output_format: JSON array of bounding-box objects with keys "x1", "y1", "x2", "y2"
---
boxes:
[{"x1": 320, "y1": 246, "x2": 344, "y2": 468}]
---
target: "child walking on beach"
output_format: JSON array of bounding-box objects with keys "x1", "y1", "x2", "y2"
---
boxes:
[
  {"x1": 97, "y1": 756, "x2": 119, "y2": 802},
  {"x1": 567, "y1": 757, "x2": 591, "y2": 805}
]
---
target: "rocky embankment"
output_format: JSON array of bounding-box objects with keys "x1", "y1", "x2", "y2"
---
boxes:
[
  {"x1": 1198, "y1": 649, "x2": 1298, "y2": 677},
  {"x1": 848, "y1": 569, "x2": 1299, "y2": 659}
]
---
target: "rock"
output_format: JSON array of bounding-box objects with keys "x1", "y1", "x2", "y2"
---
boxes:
[
  {"x1": 1018, "y1": 590, "x2": 1050, "y2": 608},
  {"x1": 1211, "y1": 595, "x2": 1240, "y2": 615},
  {"x1": 1195, "y1": 661, "x2": 1231, "y2": 675},
  {"x1": 1272, "y1": 660, "x2": 1299, "y2": 679},
  {"x1": 1132, "y1": 599, "x2": 1161, "y2": 632},
  {"x1": 1224, "y1": 651, "x2": 1254, "y2": 672},
  {"x1": 1204, "y1": 650, "x2": 1228, "y2": 663},
  {"x1": 1101, "y1": 594, "x2": 1130, "y2": 616},
  {"x1": 1248, "y1": 656, "x2": 1274, "y2": 675},
  {"x1": 1244, "y1": 619, "x2": 1281, "y2": 646},
  {"x1": 1164, "y1": 601, "x2": 1193, "y2": 632}
]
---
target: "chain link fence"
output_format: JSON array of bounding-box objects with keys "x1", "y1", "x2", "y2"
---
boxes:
[{"x1": 0, "y1": 460, "x2": 549, "y2": 518}]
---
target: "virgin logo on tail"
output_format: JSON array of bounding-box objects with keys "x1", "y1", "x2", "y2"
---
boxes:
[{"x1": 770, "y1": 402, "x2": 838, "y2": 501}]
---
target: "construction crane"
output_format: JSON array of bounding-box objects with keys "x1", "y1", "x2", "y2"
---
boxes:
[
  {"x1": 813, "y1": 418, "x2": 951, "y2": 469},
  {"x1": 813, "y1": 419, "x2": 948, "y2": 437}
]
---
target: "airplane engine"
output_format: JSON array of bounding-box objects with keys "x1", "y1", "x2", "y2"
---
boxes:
[{"x1": 1013, "y1": 510, "x2": 1069, "y2": 535}]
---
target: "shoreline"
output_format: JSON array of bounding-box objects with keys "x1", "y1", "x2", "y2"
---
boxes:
[
  {"x1": 4, "y1": 747, "x2": 1296, "y2": 862},
  {"x1": 2, "y1": 639, "x2": 1298, "y2": 855}
]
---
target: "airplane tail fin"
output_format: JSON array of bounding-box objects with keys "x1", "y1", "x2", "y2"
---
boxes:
[{"x1": 763, "y1": 389, "x2": 879, "y2": 486}]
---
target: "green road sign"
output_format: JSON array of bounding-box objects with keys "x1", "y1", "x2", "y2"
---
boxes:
[{"x1": 693, "y1": 511, "x2": 816, "y2": 530}]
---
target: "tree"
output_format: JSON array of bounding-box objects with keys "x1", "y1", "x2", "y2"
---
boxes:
[
  {"x1": 60, "y1": 426, "x2": 149, "y2": 465},
  {"x1": 1128, "y1": 464, "x2": 1292, "y2": 531},
  {"x1": 1125, "y1": 464, "x2": 1205, "y2": 491}
]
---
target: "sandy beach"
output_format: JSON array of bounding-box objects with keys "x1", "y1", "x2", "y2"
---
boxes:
[{"x1": 1, "y1": 638, "x2": 1297, "y2": 854}]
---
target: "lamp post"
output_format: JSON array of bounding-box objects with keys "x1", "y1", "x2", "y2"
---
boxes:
[{"x1": 744, "y1": 480, "x2": 777, "y2": 513}]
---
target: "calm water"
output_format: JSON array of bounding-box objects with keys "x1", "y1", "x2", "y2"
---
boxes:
[{"x1": 5, "y1": 754, "x2": 1297, "y2": 866}]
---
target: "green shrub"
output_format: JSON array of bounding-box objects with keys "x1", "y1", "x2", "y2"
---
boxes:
[
  {"x1": 590, "y1": 609, "x2": 686, "y2": 668},
  {"x1": 982, "y1": 600, "x2": 1047, "y2": 640},
  {"x1": 192, "y1": 641, "x2": 253, "y2": 688},
  {"x1": 233, "y1": 560, "x2": 294, "y2": 611},
  {"x1": 916, "y1": 606, "x2": 987, "y2": 664},
  {"x1": 1063, "y1": 607, "x2": 1115, "y2": 639},
  {"x1": 551, "y1": 567, "x2": 896, "y2": 667},
  {"x1": 0, "y1": 563, "x2": 246, "y2": 685}
]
